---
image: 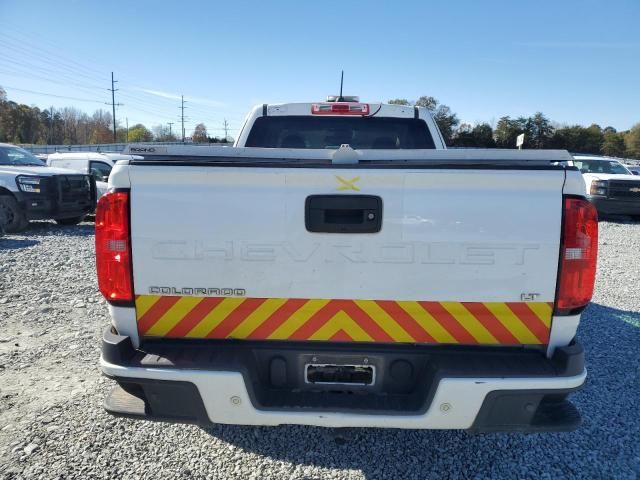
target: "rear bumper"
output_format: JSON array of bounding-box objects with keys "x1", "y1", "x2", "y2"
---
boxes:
[
  {"x1": 101, "y1": 327, "x2": 586, "y2": 431},
  {"x1": 588, "y1": 196, "x2": 640, "y2": 216}
]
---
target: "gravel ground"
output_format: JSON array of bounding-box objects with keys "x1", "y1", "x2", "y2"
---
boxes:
[{"x1": 1, "y1": 219, "x2": 639, "y2": 480}]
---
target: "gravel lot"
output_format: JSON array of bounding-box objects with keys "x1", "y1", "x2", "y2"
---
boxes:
[{"x1": 1, "y1": 219, "x2": 639, "y2": 479}]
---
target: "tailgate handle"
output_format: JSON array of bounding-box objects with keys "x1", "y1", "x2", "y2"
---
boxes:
[{"x1": 305, "y1": 195, "x2": 382, "y2": 233}]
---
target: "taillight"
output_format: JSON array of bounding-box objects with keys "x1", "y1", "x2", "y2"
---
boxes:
[
  {"x1": 311, "y1": 103, "x2": 370, "y2": 115},
  {"x1": 556, "y1": 197, "x2": 598, "y2": 312},
  {"x1": 95, "y1": 191, "x2": 133, "y2": 304}
]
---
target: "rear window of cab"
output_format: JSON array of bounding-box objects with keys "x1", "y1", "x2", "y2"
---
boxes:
[{"x1": 245, "y1": 116, "x2": 436, "y2": 149}]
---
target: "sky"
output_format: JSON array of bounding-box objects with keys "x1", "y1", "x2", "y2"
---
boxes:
[{"x1": 0, "y1": 0, "x2": 639, "y2": 137}]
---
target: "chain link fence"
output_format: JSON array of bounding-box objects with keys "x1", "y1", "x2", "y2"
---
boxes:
[{"x1": 19, "y1": 141, "x2": 232, "y2": 155}]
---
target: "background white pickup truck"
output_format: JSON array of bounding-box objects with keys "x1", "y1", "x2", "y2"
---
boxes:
[
  {"x1": 0, "y1": 143, "x2": 96, "y2": 233},
  {"x1": 101, "y1": 99, "x2": 597, "y2": 432},
  {"x1": 572, "y1": 154, "x2": 640, "y2": 218}
]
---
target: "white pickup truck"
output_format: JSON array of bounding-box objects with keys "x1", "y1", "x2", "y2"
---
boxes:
[
  {"x1": 100, "y1": 99, "x2": 596, "y2": 432},
  {"x1": 572, "y1": 155, "x2": 640, "y2": 218},
  {"x1": 0, "y1": 143, "x2": 96, "y2": 233}
]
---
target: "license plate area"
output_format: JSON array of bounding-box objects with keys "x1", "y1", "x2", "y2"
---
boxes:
[{"x1": 305, "y1": 364, "x2": 375, "y2": 386}]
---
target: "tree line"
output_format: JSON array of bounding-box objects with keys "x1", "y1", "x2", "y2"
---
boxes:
[
  {"x1": 1, "y1": 85, "x2": 638, "y2": 158},
  {"x1": 390, "y1": 96, "x2": 639, "y2": 158},
  {"x1": 0, "y1": 86, "x2": 229, "y2": 145}
]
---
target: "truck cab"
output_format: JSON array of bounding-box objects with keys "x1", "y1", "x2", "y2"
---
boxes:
[{"x1": 234, "y1": 98, "x2": 446, "y2": 149}]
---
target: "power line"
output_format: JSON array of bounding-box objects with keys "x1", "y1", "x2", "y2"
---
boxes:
[
  {"x1": 0, "y1": 29, "x2": 240, "y2": 116},
  {"x1": 119, "y1": 95, "x2": 246, "y2": 125},
  {"x1": 2, "y1": 78, "x2": 242, "y2": 137},
  {"x1": 0, "y1": 64, "x2": 105, "y2": 94},
  {"x1": 120, "y1": 86, "x2": 245, "y2": 120},
  {"x1": 116, "y1": 97, "x2": 179, "y2": 121},
  {"x1": 3, "y1": 82, "x2": 240, "y2": 131},
  {"x1": 2, "y1": 60, "x2": 238, "y2": 122},
  {"x1": 0, "y1": 29, "x2": 248, "y2": 124},
  {"x1": 0, "y1": 45, "x2": 188, "y2": 116},
  {"x1": 0, "y1": 44, "x2": 242, "y2": 133},
  {"x1": 1, "y1": 85, "x2": 105, "y2": 104},
  {"x1": 115, "y1": 92, "x2": 187, "y2": 121},
  {"x1": 0, "y1": 30, "x2": 109, "y2": 79},
  {"x1": 176, "y1": 101, "x2": 245, "y2": 121},
  {"x1": 0, "y1": 39, "x2": 107, "y2": 87}
]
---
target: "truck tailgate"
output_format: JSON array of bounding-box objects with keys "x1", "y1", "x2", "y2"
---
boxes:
[{"x1": 129, "y1": 166, "x2": 564, "y2": 345}]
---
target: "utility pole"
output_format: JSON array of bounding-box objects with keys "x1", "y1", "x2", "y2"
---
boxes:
[
  {"x1": 223, "y1": 119, "x2": 229, "y2": 142},
  {"x1": 49, "y1": 105, "x2": 54, "y2": 145},
  {"x1": 126, "y1": 117, "x2": 129, "y2": 143},
  {"x1": 180, "y1": 95, "x2": 187, "y2": 142},
  {"x1": 167, "y1": 121, "x2": 174, "y2": 139},
  {"x1": 107, "y1": 72, "x2": 123, "y2": 143},
  {"x1": 110, "y1": 72, "x2": 117, "y2": 142}
]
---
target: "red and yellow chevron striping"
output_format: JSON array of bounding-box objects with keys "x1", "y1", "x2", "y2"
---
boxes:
[{"x1": 135, "y1": 295, "x2": 554, "y2": 345}]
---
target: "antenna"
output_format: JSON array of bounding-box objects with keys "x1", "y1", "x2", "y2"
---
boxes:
[{"x1": 338, "y1": 70, "x2": 344, "y2": 101}]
